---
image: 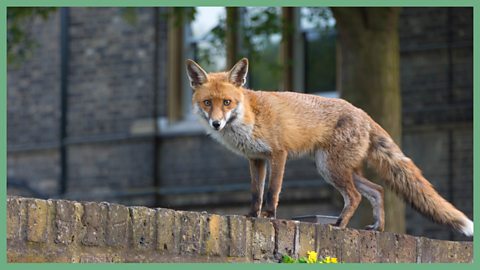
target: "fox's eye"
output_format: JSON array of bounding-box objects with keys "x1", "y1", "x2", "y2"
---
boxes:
[
  {"x1": 223, "y1": 99, "x2": 231, "y2": 106},
  {"x1": 203, "y1": 100, "x2": 211, "y2": 106}
]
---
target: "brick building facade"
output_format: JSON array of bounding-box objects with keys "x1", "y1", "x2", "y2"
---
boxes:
[{"x1": 7, "y1": 7, "x2": 472, "y2": 240}]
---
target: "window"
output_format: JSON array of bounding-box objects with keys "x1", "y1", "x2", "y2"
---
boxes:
[
  {"x1": 301, "y1": 7, "x2": 337, "y2": 97},
  {"x1": 160, "y1": 7, "x2": 226, "y2": 136}
]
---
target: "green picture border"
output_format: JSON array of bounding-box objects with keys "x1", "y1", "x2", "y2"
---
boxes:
[{"x1": 1, "y1": 0, "x2": 477, "y2": 269}]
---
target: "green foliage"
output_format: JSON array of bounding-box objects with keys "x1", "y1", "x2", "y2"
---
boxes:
[
  {"x1": 196, "y1": 7, "x2": 335, "y2": 90},
  {"x1": 281, "y1": 252, "x2": 340, "y2": 264},
  {"x1": 165, "y1": 7, "x2": 197, "y2": 27},
  {"x1": 301, "y1": 7, "x2": 335, "y2": 30},
  {"x1": 7, "y1": 7, "x2": 57, "y2": 65},
  {"x1": 281, "y1": 254, "x2": 296, "y2": 263},
  {"x1": 7, "y1": 7, "x2": 198, "y2": 66},
  {"x1": 121, "y1": 8, "x2": 139, "y2": 25}
]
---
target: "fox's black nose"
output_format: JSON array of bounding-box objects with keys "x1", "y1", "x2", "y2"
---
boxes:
[{"x1": 212, "y1": 121, "x2": 221, "y2": 129}]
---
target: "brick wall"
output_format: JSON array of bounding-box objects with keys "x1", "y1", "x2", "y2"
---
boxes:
[
  {"x1": 7, "y1": 7, "x2": 473, "y2": 241},
  {"x1": 7, "y1": 7, "x2": 168, "y2": 205},
  {"x1": 399, "y1": 7, "x2": 473, "y2": 241},
  {"x1": 159, "y1": 136, "x2": 320, "y2": 188},
  {"x1": 7, "y1": 10, "x2": 62, "y2": 197},
  {"x1": 7, "y1": 11, "x2": 61, "y2": 146},
  {"x1": 7, "y1": 196, "x2": 473, "y2": 263}
]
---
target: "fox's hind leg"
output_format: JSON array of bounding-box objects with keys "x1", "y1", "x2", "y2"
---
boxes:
[
  {"x1": 353, "y1": 172, "x2": 385, "y2": 231},
  {"x1": 315, "y1": 150, "x2": 362, "y2": 228}
]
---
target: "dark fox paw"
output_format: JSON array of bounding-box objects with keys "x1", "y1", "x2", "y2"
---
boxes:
[
  {"x1": 364, "y1": 223, "x2": 384, "y2": 231},
  {"x1": 260, "y1": 210, "x2": 276, "y2": 219}
]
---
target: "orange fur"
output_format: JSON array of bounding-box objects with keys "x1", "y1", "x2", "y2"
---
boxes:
[{"x1": 185, "y1": 58, "x2": 473, "y2": 236}]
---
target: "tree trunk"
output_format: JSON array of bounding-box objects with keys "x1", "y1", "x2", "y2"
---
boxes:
[
  {"x1": 331, "y1": 7, "x2": 405, "y2": 233},
  {"x1": 167, "y1": 7, "x2": 184, "y2": 122},
  {"x1": 226, "y1": 7, "x2": 238, "y2": 69},
  {"x1": 280, "y1": 7, "x2": 294, "y2": 91}
]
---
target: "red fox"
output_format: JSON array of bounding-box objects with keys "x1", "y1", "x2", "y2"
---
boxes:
[{"x1": 185, "y1": 58, "x2": 473, "y2": 236}]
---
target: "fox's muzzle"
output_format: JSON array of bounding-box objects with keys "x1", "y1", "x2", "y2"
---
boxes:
[
  {"x1": 212, "y1": 121, "x2": 221, "y2": 130},
  {"x1": 208, "y1": 118, "x2": 226, "y2": 131}
]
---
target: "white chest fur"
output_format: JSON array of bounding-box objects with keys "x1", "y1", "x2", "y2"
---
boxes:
[
  {"x1": 209, "y1": 121, "x2": 271, "y2": 158},
  {"x1": 193, "y1": 102, "x2": 271, "y2": 158}
]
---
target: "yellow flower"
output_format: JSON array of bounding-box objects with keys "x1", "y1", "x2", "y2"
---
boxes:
[
  {"x1": 307, "y1": 251, "x2": 318, "y2": 263},
  {"x1": 319, "y1": 256, "x2": 339, "y2": 264}
]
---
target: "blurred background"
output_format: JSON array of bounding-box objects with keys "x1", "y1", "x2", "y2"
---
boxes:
[{"x1": 7, "y1": 7, "x2": 472, "y2": 241}]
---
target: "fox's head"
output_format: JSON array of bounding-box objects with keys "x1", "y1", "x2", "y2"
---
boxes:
[{"x1": 185, "y1": 58, "x2": 248, "y2": 131}]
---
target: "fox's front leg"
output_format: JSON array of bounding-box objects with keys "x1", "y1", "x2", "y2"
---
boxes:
[
  {"x1": 247, "y1": 159, "x2": 267, "y2": 217},
  {"x1": 262, "y1": 150, "x2": 288, "y2": 218}
]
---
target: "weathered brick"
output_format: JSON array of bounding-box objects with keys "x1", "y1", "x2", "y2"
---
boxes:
[
  {"x1": 202, "y1": 214, "x2": 228, "y2": 257},
  {"x1": 418, "y1": 237, "x2": 440, "y2": 263},
  {"x1": 227, "y1": 215, "x2": 251, "y2": 258},
  {"x1": 55, "y1": 200, "x2": 84, "y2": 245},
  {"x1": 178, "y1": 210, "x2": 205, "y2": 255},
  {"x1": 338, "y1": 228, "x2": 360, "y2": 262},
  {"x1": 26, "y1": 199, "x2": 50, "y2": 243},
  {"x1": 82, "y1": 202, "x2": 107, "y2": 246},
  {"x1": 6, "y1": 196, "x2": 475, "y2": 263},
  {"x1": 130, "y1": 206, "x2": 156, "y2": 250},
  {"x1": 251, "y1": 218, "x2": 275, "y2": 261},
  {"x1": 272, "y1": 219, "x2": 298, "y2": 259},
  {"x1": 455, "y1": 241, "x2": 473, "y2": 263},
  {"x1": 395, "y1": 234, "x2": 417, "y2": 262},
  {"x1": 105, "y1": 203, "x2": 129, "y2": 248},
  {"x1": 297, "y1": 222, "x2": 316, "y2": 258},
  {"x1": 7, "y1": 197, "x2": 27, "y2": 241},
  {"x1": 156, "y1": 207, "x2": 178, "y2": 254},
  {"x1": 358, "y1": 230, "x2": 377, "y2": 262},
  {"x1": 80, "y1": 255, "x2": 107, "y2": 263},
  {"x1": 376, "y1": 231, "x2": 396, "y2": 262},
  {"x1": 424, "y1": 239, "x2": 466, "y2": 263},
  {"x1": 316, "y1": 224, "x2": 340, "y2": 260}
]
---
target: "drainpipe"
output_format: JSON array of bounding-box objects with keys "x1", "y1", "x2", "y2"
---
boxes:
[{"x1": 59, "y1": 7, "x2": 70, "y2": 195}]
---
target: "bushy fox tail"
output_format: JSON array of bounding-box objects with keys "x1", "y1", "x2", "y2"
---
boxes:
[{"x1": 366, "y1": 120, "x2": 473, "y2": 236}]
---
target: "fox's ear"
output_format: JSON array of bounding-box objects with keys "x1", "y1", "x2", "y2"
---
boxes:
[
  {"x1": 185, "y1": 59, "x2": 208, "y2": 88},
  {"x1": 228, "y1": 58, "x2": 248, "y2": 87}
]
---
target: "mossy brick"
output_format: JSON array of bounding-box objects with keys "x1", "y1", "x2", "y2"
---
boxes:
[
  {"x1": 55, "y1": 200, "x2": 84, "y2": 245},
  {"x1": 444, "y1": 241, "x2": 465, "y2": 262},
  {"x1": 105, "y1": 203, "x2": 129, "y2": 247},
  {"x1": 178, "y1": 210, "x2": 205, "y2": 255},
  {"x1": 26, "y1": 199, "x2": 50, "y2": 243},
  {"x1": 272, "y1": 219, "x2": 298, "y2": 259},
  {"x1": 130, "y1": 206, "x2": 156, "y2": 250},
  {"x1": 337, "y1": 228, "x2": 360, "y2": 262},
  {"x1": 455, "y1": 242, "x2": 473, "y2": 263},
  {"x1": 395, "y1": 234, "x2": 417, "y2": 262},
  {"x1": 316, "y1": 225, "x2": 341, "y2": 261},
  {"x1": 251, "y1": 218, "x2": 275, "y2": 261},
  {"x1": 6, "y1": 195, "x2": 474, "y2": 263},
  {"x1": 358, "y1": 230, "x2": 378, "y2": 262},
  {"x1": 82, "y1": 202, "x2": 107, "y2": 246},
  {"x1": 376, "y1": 232, "x2": 397, "y2": 262},
  {"x1": 297, "y1": 222, "x2": 316, "y2": 258},
  {"x1": 156, "y1": 208, "x2": 178, "y2": 253},
  {"x1": 7, "y1": 197, "x2": 27, "y2": 241},
  {"x1": 79, "y1": 255, "x2": 108, "y2": 262},
  {"x1": 428, "y1": 239, "x2": 462, "y2": 263},
  {"x1": 227, "y1": 215, "x2": 251, "y2": 258},
  {"x1": 441, "y1": 240, "x2": 466, "y2": 263},
  {"x1": 417, "y1": 237, "x2": 439, "y2": 262},
  {"x1": 202, "y1": 213, "x2": 228, "y2": 257}
]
